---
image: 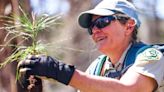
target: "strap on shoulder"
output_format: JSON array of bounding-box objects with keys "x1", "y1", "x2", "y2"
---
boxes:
[
  {"x1": 94, "y1": 55, "x2": 107, "y2": 75},
  {"x1": 121, "y1": 42, "x2": 147, "y2": 75},
  {"x1": 152, "y1": 44, "x2": 164, "y2": 53},
  {"x1": 123, "y1": 42, "x2": 147, "y2": 68}
]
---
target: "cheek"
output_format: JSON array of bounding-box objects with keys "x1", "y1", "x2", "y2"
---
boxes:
[
  {"x1": 105, "y1": 28, "x2": 125, "y2": 45},
  {"x1": 116, "y1": 31, "x2": 125, "y2": 39},
  {"x1": 111, "y1": 25, "x2": 125, "y2": 39},
  {"x1": 91, "y1": 35, "x2": 96, "y2": 42},
  {"x1": 113, "y1": 32, "x2": 125, "y2": 45}
]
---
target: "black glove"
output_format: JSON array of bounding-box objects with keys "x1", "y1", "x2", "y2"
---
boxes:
[{"x1": 18, "y1": 55, "x2": 75, "y2": 87}]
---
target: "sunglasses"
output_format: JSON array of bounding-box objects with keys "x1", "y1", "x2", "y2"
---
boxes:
[
  {"x1": 87, "y1": 15, "x2": 130, "y2": 35},
  {"x1": 88, "y1": 16, "x2": 116, "y2": 35}
]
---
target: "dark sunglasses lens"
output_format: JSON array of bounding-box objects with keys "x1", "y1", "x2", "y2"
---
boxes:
[
  {"x1": 96, "y1": 20, "x2": 110, "y2": 28},
  {"x1": 96, "y1": 16, "x2": 114, "y2": 28},
  {"x1": 88, "y1": 16, "x2": 115, "y2": 35}
]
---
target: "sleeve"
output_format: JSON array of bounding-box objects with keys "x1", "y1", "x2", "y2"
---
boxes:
[
  {"x1": 77, "y1": 55, "x2": 105, "y2": 92},
  {"x1": 85, "y1": 61, "x2": 97, "y2": 74},
  {"x1": 85, "y1": 55, "x2": 106, "y2": 75},
  {"x1": 130, "y1": 47, "x2": 164, "y2": 86},
  {"x1": 85, "y1": 59, "x2": 99, "y2": 74},
  {"x1": 85, "y1": 56, "x2": 101, "y2": 75}
]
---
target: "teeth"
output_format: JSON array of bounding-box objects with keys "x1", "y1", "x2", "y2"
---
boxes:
[
  {"x1": 99, "y1": 38, "x2": 103, "y2": 41},
  {"x1": 97, "y1": 37, "x2": 106, "y2": 42}
]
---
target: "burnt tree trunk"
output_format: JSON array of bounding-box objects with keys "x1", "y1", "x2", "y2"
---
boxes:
[
  {"x1": 0, "y1": 0, "x2": 43, "y2": 92},
  {"x1": 0, "y1": 0, "x2": 18, "y2": 92}
]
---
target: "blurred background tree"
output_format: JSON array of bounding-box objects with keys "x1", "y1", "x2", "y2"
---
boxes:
[
  {"x1": 0, "y1": 0, "x2": 43, "y2": 92},
  {"x1": 133, "y1": 0, "x2": 164, "y2": 43},
  {"x1": 0, "y1": 0, "x2": 164, "y2": 92}
]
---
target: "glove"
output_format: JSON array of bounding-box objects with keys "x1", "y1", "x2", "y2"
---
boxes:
[{"x1": 18, "y1": 55, "x2": 75, "y2": 87}]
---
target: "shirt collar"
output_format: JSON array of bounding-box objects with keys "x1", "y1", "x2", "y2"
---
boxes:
[
  {"x1": 115, "y1": 43, "x2": 132, "y2": 67},
  {"x1": 107, "y1": 43, "x2": 132, "y2": 69}
]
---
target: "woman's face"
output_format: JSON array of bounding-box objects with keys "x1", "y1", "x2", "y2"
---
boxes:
[{"x1": 91, "y1": 15, "x2": 129, "y2": 54}]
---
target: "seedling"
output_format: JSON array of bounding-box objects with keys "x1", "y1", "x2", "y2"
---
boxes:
[{"x1": 0, "y1": 6, "x2": 61, "y2": 88}]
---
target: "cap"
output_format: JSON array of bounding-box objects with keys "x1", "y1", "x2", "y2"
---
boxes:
[{"x1": 78, "y1": 0, "x2": 141, "y2": 28}]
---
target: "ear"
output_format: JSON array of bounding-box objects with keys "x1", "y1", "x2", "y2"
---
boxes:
[{"x1": 125, "y1": 19, "x2": 135, "y2": 35}]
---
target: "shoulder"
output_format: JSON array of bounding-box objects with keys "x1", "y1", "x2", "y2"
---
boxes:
[
  {"x1": 85, "y1": 55, "x2": 107, "y2": 74},
  {"x1": 91, "y1": 55, "x2": 107, "y2": 65},
  {"x1": 130, "y1": 47, "x2": 164, "y2": 86}
]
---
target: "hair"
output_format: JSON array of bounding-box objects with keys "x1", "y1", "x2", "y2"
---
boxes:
[
  {"x1": 131, "y1": 26, "x2": 138, "y2": 43},
  {"x1": 113, "y1": 11, "x2": 139, "y2": 43},
  {"x1": 116, "y1": 15, "x2": 138, "y2": 43}
]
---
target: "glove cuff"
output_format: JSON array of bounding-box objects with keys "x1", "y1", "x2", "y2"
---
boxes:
[{"x1": 57, "y1": 64, "x2": 75, "y2": 85}]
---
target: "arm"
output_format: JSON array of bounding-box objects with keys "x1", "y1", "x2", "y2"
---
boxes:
[
  {"x1": 69, "y1": 69, "x2": 157, "y2": 92},
  {"x1": 18, "y1": 54, "x2": 158, "y2": 92}
]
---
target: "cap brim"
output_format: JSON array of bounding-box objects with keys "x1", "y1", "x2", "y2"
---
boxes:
[{"x1": 78, "y1": 8, "x2": 115, "y2": 28}]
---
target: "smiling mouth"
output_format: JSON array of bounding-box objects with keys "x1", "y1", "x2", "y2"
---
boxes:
[{"x1": 96, "y1": 36, "x2": 107, "y2": 42}]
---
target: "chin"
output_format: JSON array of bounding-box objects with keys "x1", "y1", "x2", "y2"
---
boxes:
[{"x1": 97, "y1": 45, "x2": 108, "y2": 53}]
